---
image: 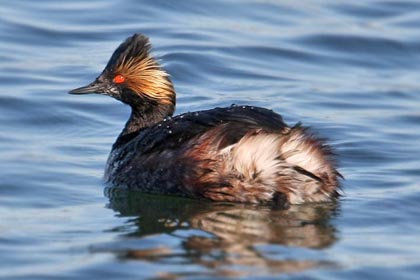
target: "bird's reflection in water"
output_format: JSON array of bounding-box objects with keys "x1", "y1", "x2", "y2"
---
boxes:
[{"x1": 101, "y1": 188, "x2": 339, "y2": 278}]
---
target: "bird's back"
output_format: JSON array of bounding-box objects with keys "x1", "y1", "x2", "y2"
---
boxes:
[{"x1": 105, "y1": 105, "x2": 339, "y2": 207}]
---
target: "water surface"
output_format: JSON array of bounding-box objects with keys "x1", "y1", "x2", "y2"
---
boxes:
[{"x1": 1, "y1": 1, "x2": 420, "y2": 279}]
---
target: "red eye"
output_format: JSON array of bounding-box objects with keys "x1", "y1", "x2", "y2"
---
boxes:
[{"x1": 113, "y1": 74, "x2": 125, "y2": 84}]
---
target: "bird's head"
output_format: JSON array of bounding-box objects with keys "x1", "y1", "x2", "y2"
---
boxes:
[{"x1": 69, "y1": 34, "x2": 175, "y2": 115}]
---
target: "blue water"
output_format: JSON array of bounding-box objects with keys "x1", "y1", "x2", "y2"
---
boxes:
[{"x1": 1, "y1": 1, "x2": 420, "y2": 279}]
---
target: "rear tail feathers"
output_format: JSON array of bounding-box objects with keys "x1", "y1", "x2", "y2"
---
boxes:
[
  {"x1": 227, "y1": 126, "x2": 340, "y2": 204},
  {"x1": 279, "y1": 125, "x2": 340, "y2": 199}
]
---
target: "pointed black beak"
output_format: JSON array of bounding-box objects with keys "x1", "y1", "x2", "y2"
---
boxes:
[{"x1": 68, "y1": 80, "x2": 106, "y2": 95}]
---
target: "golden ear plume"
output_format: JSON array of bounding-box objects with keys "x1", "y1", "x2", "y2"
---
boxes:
[{"x1": 109, "y1": 34, "x2": 175, "y2": 105}]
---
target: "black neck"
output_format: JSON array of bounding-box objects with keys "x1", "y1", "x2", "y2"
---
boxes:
[
  {"x1": 112, "y1": 105, "x2": 174, "y2": 149},
  {"x1": 112, "y1": 99, "x2": 174, "y2": 149},
  {"x1": 111, "y1": 85, "x2": 176, "y2": 148},
  {"x1": 124, "y1": 102, "x2": 173, "y2": 135}
]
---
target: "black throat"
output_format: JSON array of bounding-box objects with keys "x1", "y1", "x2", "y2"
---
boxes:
[
  {"x1": 124, "y1": 101, "x2": 174, "y2": 135},
  {"x1": 114, "y1": 94, "x2": 175, "y2": 148}
]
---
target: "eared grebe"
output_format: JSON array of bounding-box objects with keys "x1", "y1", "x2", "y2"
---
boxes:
[{"x1": 69, "y1": 34, "x2": 340, "y2": 206}]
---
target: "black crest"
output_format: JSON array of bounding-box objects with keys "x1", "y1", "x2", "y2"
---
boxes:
[{"x1": 105, "y1": 34, "x2": 151, "y2": 72}]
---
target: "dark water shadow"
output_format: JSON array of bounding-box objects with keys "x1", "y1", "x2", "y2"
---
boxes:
[{"x1": 100, "y1": 188, "x2": 340, "y2": 277}]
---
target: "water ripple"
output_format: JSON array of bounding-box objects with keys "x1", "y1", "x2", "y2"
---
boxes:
[{"x1": 1, "y1": 0, "x2": 420, "y2": 279}]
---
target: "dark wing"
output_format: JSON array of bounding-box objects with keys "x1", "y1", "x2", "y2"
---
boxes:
[{"x1": 115, "y1": 105, "x2": 288, "y2": 153}]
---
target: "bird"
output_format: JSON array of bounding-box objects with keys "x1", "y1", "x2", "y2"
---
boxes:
[{"x1": 69, "y1": 33, "x2": 341, "y2": 207}]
